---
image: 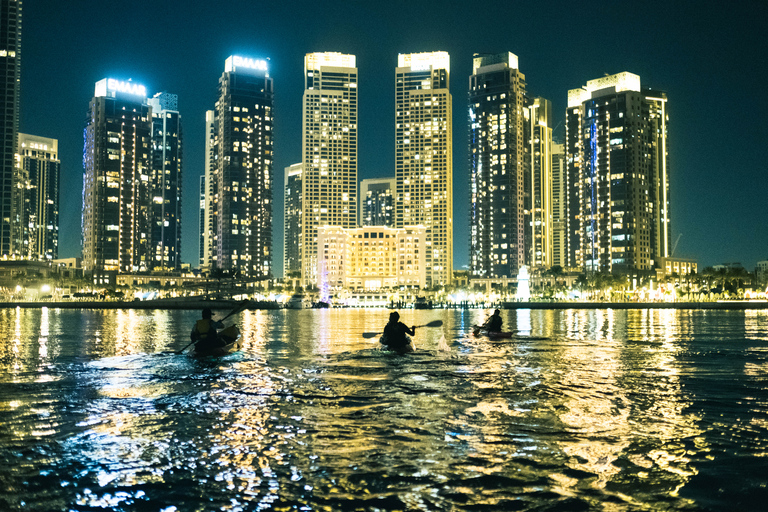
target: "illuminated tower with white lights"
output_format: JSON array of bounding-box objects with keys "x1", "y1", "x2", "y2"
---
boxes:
[
  {"x1": 82, "y1": 78, "x2": 152, "y2": 274},
  {"x1": 566, "y1": 72, "x2": 670, "y2": 273},
  {"x1": 301, "y1": 52, "x2": 358, "y2": 286},
  {"x1": 148, "y1": 92, "x2": 182, "y2": 271},
  {"x1": 210, "y1": 55, "x2": 274, "y2": 278},
  {"x1": 468, "y1": 52, "x2": 526, "y2": 279},
  {"x1": 1, "y1": 0, "x2": 21, "y2": 256},
  {"x1": 17, "y1": 133, "x2": 59, "y2": 260},
  {"x1": 284, "y1": 162, "x2": 303, "y2": 277},
  {"x1": 524, "y1": 96, "x2": 553, "y2": 270},
  {"x1": 396, "y1": 51, "x2": 453, "y2": 287}
]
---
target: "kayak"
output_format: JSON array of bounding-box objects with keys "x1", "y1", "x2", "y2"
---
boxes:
[
  {"x1": 379, "y1": 334, "x2": 414, "y2": 354},
  {"x1": 472, "y1": 326, "x2": 514, "y2": 339},
  {"x1": 191, "y1": 325, "x2": 241, "y2": 357}
]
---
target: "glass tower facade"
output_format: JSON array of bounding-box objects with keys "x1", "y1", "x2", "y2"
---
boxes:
[
  {"x1": 284, "y1": 162, "x2": 302, "y2": 277},
  {"x1": 396, "y1": 51, "x2": 453, "y2": 287},
  {"x1": 17, "y1": 133, "x2": 59, "y2": 260},
  {"x1": 468, "y1": 52, "x2": 525, "y2": 279},
  {"x1": 148, "y1": 92, "x2": 182, "y2": 271},
  {"x1": 360, "y1": 177, "x2": 395, "y2": 227},
  {"x1": 566, "y1": 72, "x2": 670, "y2": 273},
  {"x1": 210, "y1": 56, "x2": 274, "y2": 279},
  {"x1": 82, "y1": 79, "x2": 152, "y2": 274},
  {"x1": 1, "y1": 0, "x2": 21, "y2": 256}
]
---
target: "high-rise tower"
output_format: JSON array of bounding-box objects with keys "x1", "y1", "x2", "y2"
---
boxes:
[
  {"x1": 17, "y1": 133, "x2": 59, "y2": 260},
  {"x1": 301, "y1": 52, "x2": 358, "y2": 285},
  {"x1": 468, "y1": 52, "x2": 525, "y2": 279},
  {"x1": 566, "y1": 72, "x2": 670, "y2": 273},
  {"x1": 396, "y1": 51, "x2": 453, "y2": 286},
  {"x1": 148, "y1": 92, "x2": 182, "y2": 271},
  {"x1": 210, "y1": 55, "x2": 274, "y2": 278},
  {"x1": 284, "y1": 162, "x2": 302, "y2": 277},
  {"x1": 360, "y1": 177, "x2": 396, "y2": 227},
  {"x1": 82, "y1": 78, "x2": 152, "y2": 274},
  {"x1": 524, "y1": 96, "x2": 553, "y2": 270},
  {"x1": 1, "y1": 0, "x2": 21, "y2": 256},
  {"x1": 201, "y1": 109, "x2": 216, "y2": 270},
  {"x1": 550, "y1": 141, "x2": 567, "y2": 269}
]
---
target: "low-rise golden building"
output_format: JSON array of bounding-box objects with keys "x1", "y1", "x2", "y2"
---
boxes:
[{"x1": 318, "y1": 225, "x2": 426, "y2": 290}]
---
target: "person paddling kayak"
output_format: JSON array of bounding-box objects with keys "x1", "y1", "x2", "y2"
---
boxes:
[
  {"x1": 190, "y1": 308, "x2": 225, "y2": 353},
  {"x1": 380, "y1": 311, "x2": 416, "y2": 354}
]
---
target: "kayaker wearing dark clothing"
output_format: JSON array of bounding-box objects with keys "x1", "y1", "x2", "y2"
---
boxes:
[
  {"x1": 191, "y1": 308, "x2": 224, "y2": 351},
  {"x1": 484, "y1": 309, "x2": 503, "y2": 333},
  {"x1": 381, "y1": 311, "x2": 416, "y2": 354}
]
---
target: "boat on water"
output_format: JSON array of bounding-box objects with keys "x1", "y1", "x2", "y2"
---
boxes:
[
  {"x1": 285, "y1": 293, "x2": 311, "y2": 309},
  {"x1": 413, "y1": 296, "x2": 433, "y2": 309},
  {"x1": 191, "y1": 325, "x2": 242, "y2": 357}
]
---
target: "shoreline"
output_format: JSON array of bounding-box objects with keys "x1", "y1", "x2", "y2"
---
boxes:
[{"x1": 1, "y1": 300, "x2": 767, "y2": 311}]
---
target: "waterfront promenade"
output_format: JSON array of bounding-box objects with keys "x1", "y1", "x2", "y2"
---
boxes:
[{"x1": 1, "y1": 299, "x2": 767, "y2": 310}]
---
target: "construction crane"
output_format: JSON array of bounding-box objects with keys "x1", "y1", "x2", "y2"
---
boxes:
[{"x1": 671, "y1": 234, "x2": 682, "y2": 257}]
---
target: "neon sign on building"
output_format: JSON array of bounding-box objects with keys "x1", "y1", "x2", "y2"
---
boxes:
[
  {"x1": 225, "y1": 55, "x2": 269, "y2": 74},
  {"x1": 94, "y1": 78, "x2": 147, "y2": 98}
]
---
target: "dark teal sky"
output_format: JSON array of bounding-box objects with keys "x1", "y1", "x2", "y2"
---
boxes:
[{"x1": 21, "y1": 0, "x2": 768, "y2": 273}]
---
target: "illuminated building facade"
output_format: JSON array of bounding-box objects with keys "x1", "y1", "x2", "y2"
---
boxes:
[
  {"x1": 550, "y1": 142, "x2": 567, "y2": 268},
  {"x1": 210, "y1": 56, "x2": 274, "y2": 278},
  {"x1": 17, "y1": 133, "x2": 59, "y2": 260},
  {"x1": 1, "y1": 0, "x2": 21, "y2": 257},
  {"x1": 360, "y1": 177, "x2": 395, "y2": 227},
  {"x1": 566, "y1": 72, "x2": 670, "y2": 272},
  {"x1": 198, "y1": 175, "x2": 205, "y2": 266},
  {"x1": 468, "y1": 52, "x2": 525, "y2": 279},
  {"x1": 396, "y1": 51, "x2": 452, "y2": 287},
  {"x1": 283, "y1": 162, "x2": 302, "y2": 276},
  {"x1": 317, "y1": 225, "x2": 426, "y2": 290},
  {"x1": 82, "y1": 78, "x2": 152, "y2": 273},
  {"x1": 301, "y1": 52, "x2": 358, "y2": 286},
  {"x1": 148, "y1": 92, "x2": 182, "y2": 270},
  {"x1": 524, "y1": 96, "x2": 553, "y2": 270},
  {"x1": 201, "y1": 109, "x2": 215, "y2": 269}
]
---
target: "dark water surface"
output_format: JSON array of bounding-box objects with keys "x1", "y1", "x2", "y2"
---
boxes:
[{"x1": 1, "y1": 307, "x2": 767, "y2": 511}]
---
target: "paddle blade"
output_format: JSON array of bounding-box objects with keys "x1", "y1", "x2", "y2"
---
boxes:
[
  {"x1": 423, "y1": 320, "x2": 443, "y2": 328},
  {"x1": 362, "y1": 332, "x2": 381, "y2": 339}
]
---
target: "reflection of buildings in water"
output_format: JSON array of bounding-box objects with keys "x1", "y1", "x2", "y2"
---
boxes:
[{"x1": 554, "y1": 309, "x2": 701, "y2": 496}]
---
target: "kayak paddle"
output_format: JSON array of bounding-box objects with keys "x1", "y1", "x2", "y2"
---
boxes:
[{"x1": 362, "y1": 319, "x2": 443, "y2": 339}]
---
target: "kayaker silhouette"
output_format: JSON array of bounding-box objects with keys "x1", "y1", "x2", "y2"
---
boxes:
[{"x1": 380, "y1": 311, "x2": 416, "y2": 354}]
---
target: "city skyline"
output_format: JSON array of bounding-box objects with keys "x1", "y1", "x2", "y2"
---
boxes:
[{"x1": 18, "y1": 0, "x2": 768, "y2": 273}]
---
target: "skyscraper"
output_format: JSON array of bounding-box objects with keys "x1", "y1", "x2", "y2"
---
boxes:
[
  {"x1": 550, "y1": 141, "x2": 567, "y2": 268},
  {"x1": 468, "y1": 52, "x2": 525, "y2": 279},
  {"x1": 148, "y1": 92, "x2": 182, "y2": 271},
  {"x1": 284, "y1": 162, "x2": 302, "y2": 277},
  {"x1": 17, "y1": 133, "x2": 59, "y2": 260},
  {"x1": 198, "y1": 175, "x2": 206, "y2": 267},
  {"x1": 360, "y1": 177, "x2": 396, "y2": 227},
  {"x1": 1, "y1": 0, "x2": 21, "y2": 257},
  {"x1": 201, "y1": 109, "x2": 216, "y2": 270},
  {"x1": 566, "y1": 72, "x2": 670, "y2": 273},
  {"x1": 396, "y1": 51, "x2": 453, "y2": 287},
  {"x1": 524, "y1": 96, "x2": 553, "y2": 270},
  {"x1": 82, "y1": 78, "x2": 152, "y2": 273},
  {"x1": 210, "y1": 55, "x2": 274, "y2": 278},
  {"x1": 301, "y1": 52, "x2": 358, "y2": 286}
]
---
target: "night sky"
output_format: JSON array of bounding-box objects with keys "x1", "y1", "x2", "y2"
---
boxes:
[{"x1": 20, "y1": 0, "x2": 767, "y2": 274}]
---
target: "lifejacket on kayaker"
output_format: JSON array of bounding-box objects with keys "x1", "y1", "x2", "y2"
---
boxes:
[{"x1": 191, "y1": 308, "x2": 224, "y2": 349}]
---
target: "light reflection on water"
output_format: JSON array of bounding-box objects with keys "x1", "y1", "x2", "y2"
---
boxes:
[{"x1": 0, "y1": 307, "x2": 767, "y2": 511}]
